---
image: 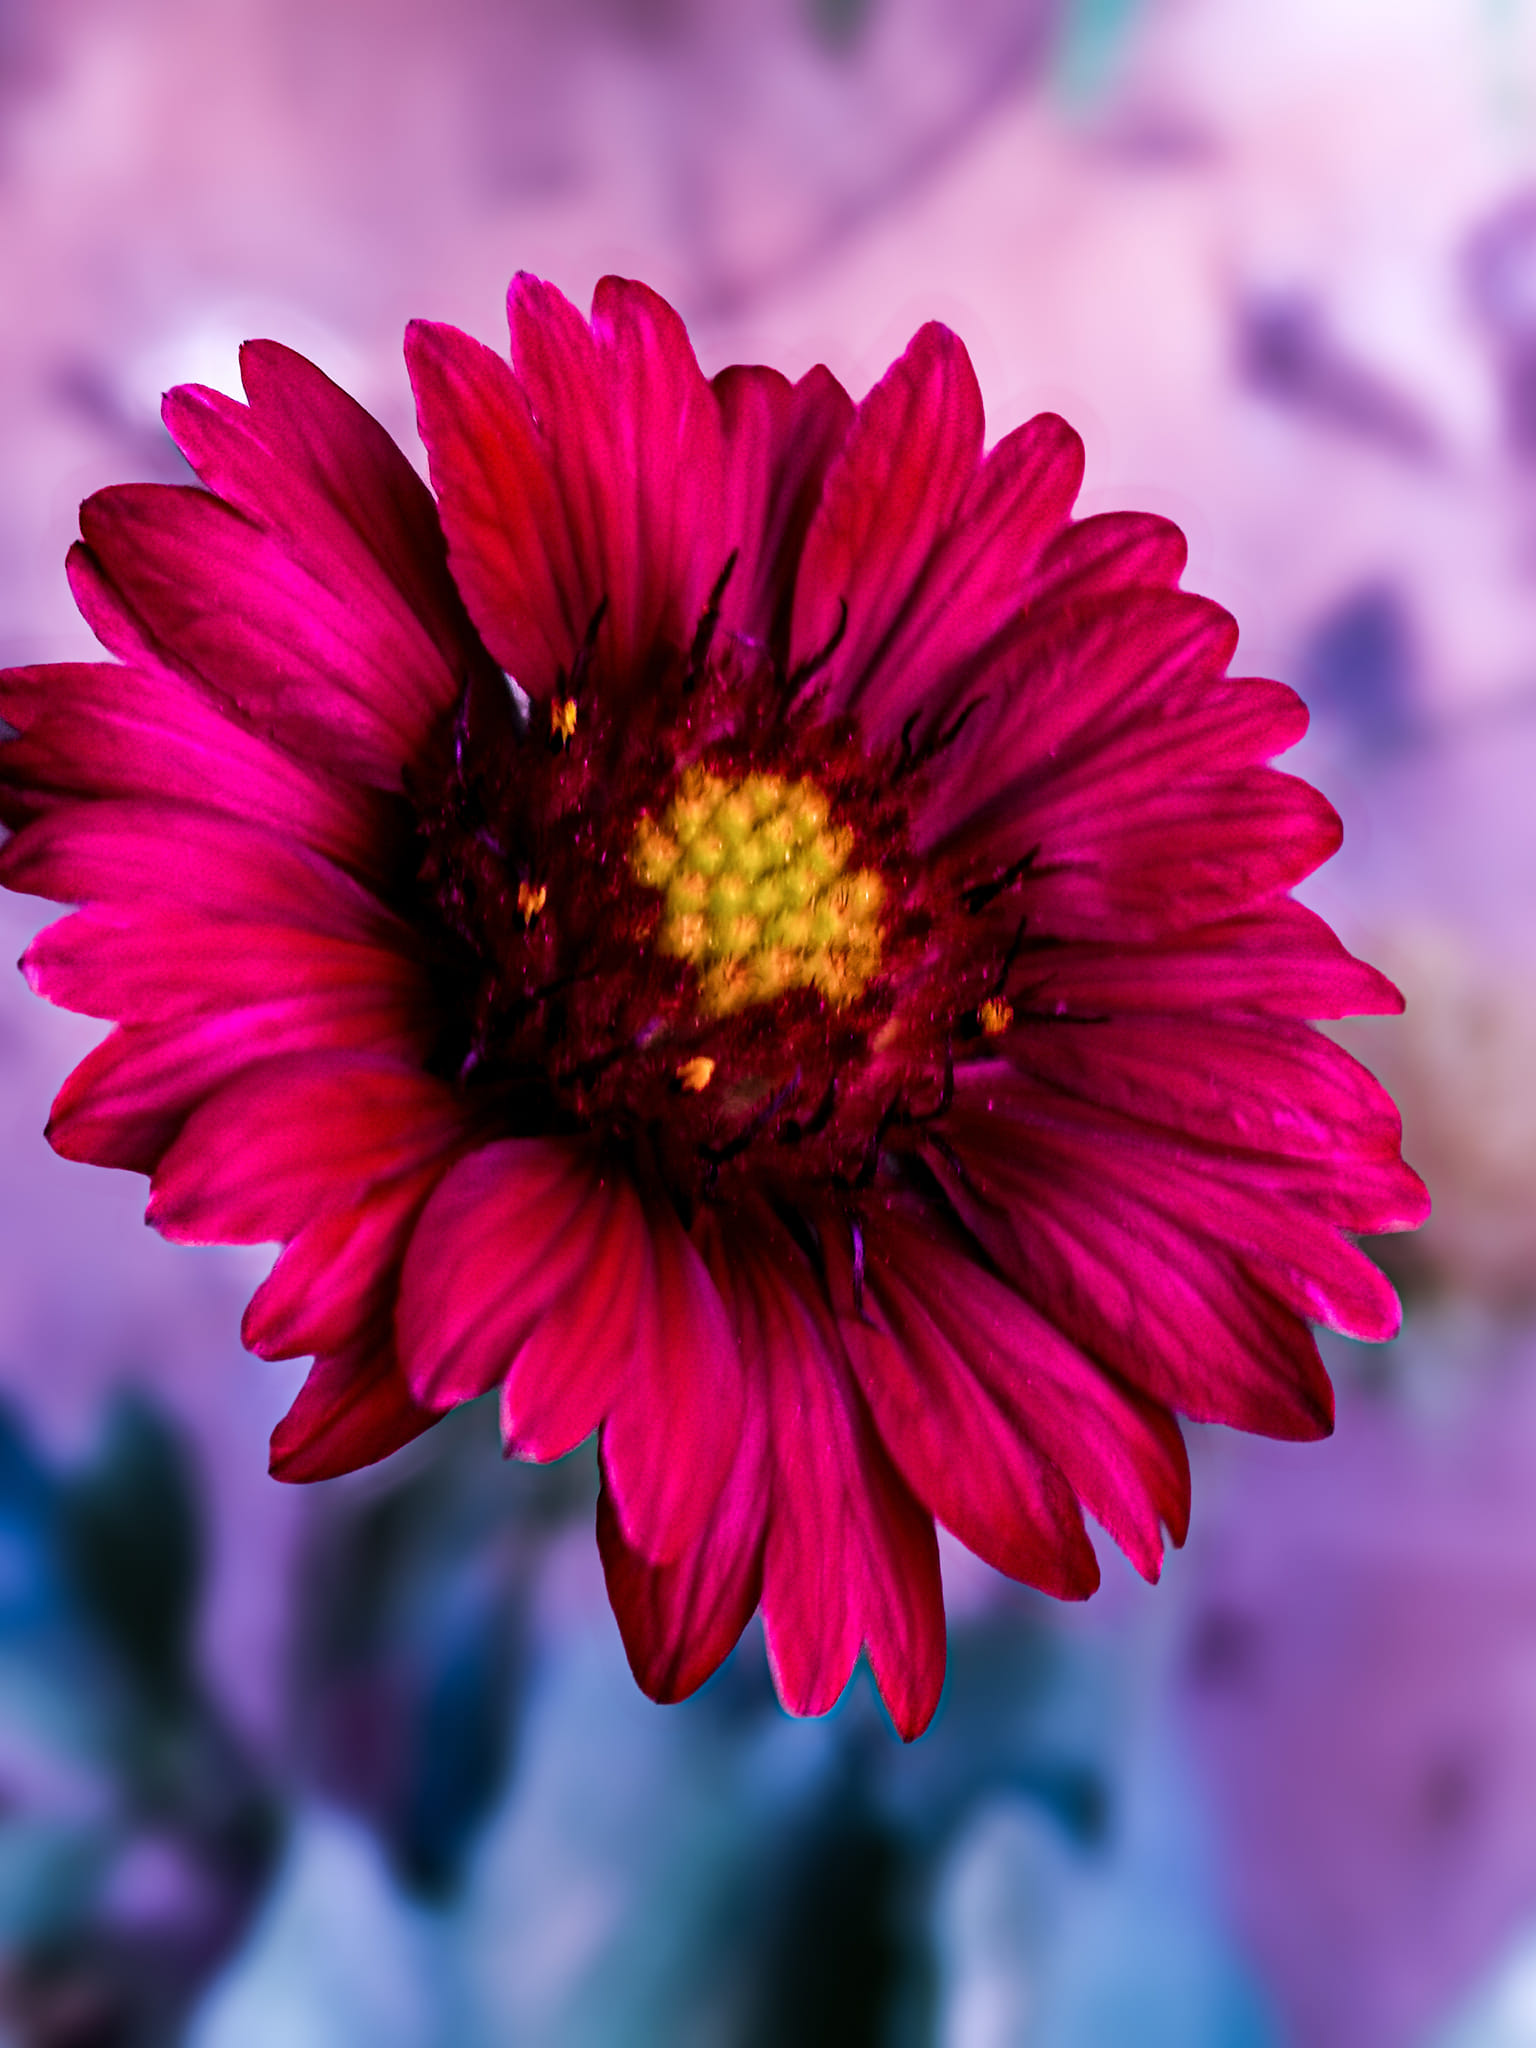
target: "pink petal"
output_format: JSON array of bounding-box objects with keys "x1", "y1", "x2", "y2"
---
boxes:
[
  {"x1": 1060, "y1": 1123, "x2": 1401, "y2": 1341},
  {"x1": 582, "y1": 276, "x2": 731, "y2": 671},
  {"x1": 412, "y1": 279, "x2": 732, "y2": 699},
  {"x1": 25, "y1": 910, "x2": 425, "y2": 1029},
  {"x1": 931, "y1": 1107, "x2": 1338, "y2": 1440},
  {"x1": 916, "y1": 592, "x2": 1327, "y2": 921},
  {"x1": 834, "y1": 1422, "x2": 946, "y2": 1742},
  {"x1": 45, "y1": 982, "x2": 432, "y2": 1174},
  {"x1": 918, "y1": 588, "x2": 1238, "y2": 838},
  {"x1": 145, "y1": 1053, "x2": 467, "y2": 1244},
  {"x1": 790, "y1": 322, "x2": 984, "y2": 715},
  {"x1": 1006, "y1": 767, "x2": 1340, "y2": 941},
  {"x1": 1000, "y1": 1014, "x2": 1428, "y2": 1228},
  {"x1": 0, "y1": 661, "x2": 395, "y2": 885},
  {"x1": 401, "y1": 1141, "x2": 742, "y2": 1563},
  {"x1": 1019, "y1": 900, "x2": 1404, "y2": 1019},
  {"x1": 712, "y1": 361, "x2": 854, "y2": 654},
  {"x1": 941, "y1": 1065, "x2": 1405, "y2": 1340},
  {"x1": 595, "y1": 1195, "x2": 745, "y2": 1566},
  {"x1": 1028, "y1": 508, "x2": 1189, "y2": 603},
  {"x1": 243, "y1": 1168, "x2": 443, "y2": 1362},
  {"x1": 397, "y1": 1138, "x2": 618, "y2": 1411},
  {"x1": 269, "y1": 1317, "x2": 440, "y2": 1483},
  {"x1": 843, "y1": 410, "x2": 1087, "y2": 753},
  {"x1": 164, "y1": 340, "x2": 483, "y2": 682},
  {"x1": 705, "y1": 1209, "x2": 945, "y2": 1736},
  {"x1": 68, "y1": 482, "x2": 456, "y2": 791},
  {"x1": 405, "y1": 318, "x2": 591, "y2": 697},
  {"x1": 929, "y1": 1050, "x2": 1426, "y2": 1437},
  {"x1": 824, "y1": 1211, "x2": 1102, "y2": 1599},
  {"x1": 496, "y1": 1170, "x2": 656, "y2": 1462},
  {"x1": 507, "y1": 274, "x2": 729, "y2": 686},
  {"x1": 859, "y1": 1206, "x2": 1190, "y2": 1584},
  {"x1": 596, "y1": 1401, "x2": 768, "y2": 1705},
  {"x1": 3, "y1": 802, "x2": 407, "y2": 944}
]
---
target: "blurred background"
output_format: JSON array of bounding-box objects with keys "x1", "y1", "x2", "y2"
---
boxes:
[{"x1": 0, "y1": 0, "x2": 1530, "y2": 2040}]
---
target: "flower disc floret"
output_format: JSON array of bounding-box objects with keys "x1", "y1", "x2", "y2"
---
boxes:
[{"x1": 631, "y1": 766, "x2": 885, "y2": 1015}]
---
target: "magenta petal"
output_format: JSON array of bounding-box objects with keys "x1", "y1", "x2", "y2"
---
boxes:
[
  {"x1": 790, "y1": 322, "x2": 984, "y2": 715},
  {"x1": 715, "y1": 1215, "x2": 945, "y2": 1737},
  {"x1": 596, "y1": 1197, "x2": 745, "y2": 1566},
  {"x1": 406, "y1": 318, "x2": 592, "y2": 697},
  {"x1": 1029, "y1": 508, "x2": 1189, "y2": 603},
  {"x1": 1001, "y1": 1014, "x2": 1428, "y2": 1227},
  {"x1": 402, "y1": 1141, "x2": 742, "y2": 1561},
  {"x1": 824, "y1": 1211, "x2": 1101, "y2": 1598},
  {"x1": 1022, "y1": 900, "x2": 1405, "y2": 1020},
  {"x1": 585, "y1": 276, "x2": 731, "y2": 665},
  {"x1": 70, "y1": 487, "x2": 456, "y2": 792},
  {"x1": 846, "y1": 409, "x2": 1087, "y2": 752},
  {"x1": 834, "y1": 1429, "x2": 945, "y2": 1742},
  {"x1": 712, "y1": 361, "x2": 854, "y2": 654},
  {"x1": 945, "y1": 1069, "x2": 1404, "y2": 1345},
  {"x1": 915, "y1": 591, "x2": 1331, "y2": 928},
  {"x1": 1013, "y1": 767, "x2": 1339, "y2": 940},
  {"x1": 2, "y1": 799, "x2": 408, "y2": 946},
  {"x1": 243, "y1": 1170, "x2": 440, "y2": 1363},
  {"x1": 929, "y1": 1062, "x2": 1408, "y2": 1435},
  {"x1": 935, "y1": 1128, "x2": 1337, "y2": 1439},
  {"x1": 397, "y1": 1139, "x2": 617, "y2": 1411},
  {"x1": 25, "y1": 910, "x2": 424, "y2": 1036},
  {"x1": 857, "y1": 1209, "x2": 1189, "y2": 1584},
  {"x1": 497, "y1": 1168, "x2": 656, "y2": 1463},
  {"x1": 165, "y1": 339, "x2": 480, "y2": 683},
  {"x1": 919, "y1": 588, "x2": 1240, "y2": 843},
  {"x1": 44, "y1": 974, "x2": 433, "y2": 1176},
  {"x1": 0, "y1": 661, "x2": 396, "y2": 885},
  {"x1": 502, "y1": 274, "x2": 729, "y2": 688},
  {"x1": 146, "y1": 1054, "x2": 465, "y2": 1245},
  {"x1": 269, "y1": 1320, "x2": 439, "y2": 1483},
  {"x1": 235, "y1": 341, "x2": 458, "y2": 610},
  {"x1": 596, "y1": 1406, "x2": 768, "y2": 1705}
]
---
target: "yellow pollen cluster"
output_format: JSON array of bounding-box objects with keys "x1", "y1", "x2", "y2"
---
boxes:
[{"x1": 630, "y1": 767, "x2": 885, "y2": 1016}]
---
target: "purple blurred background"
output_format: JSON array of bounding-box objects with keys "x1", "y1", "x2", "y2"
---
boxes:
[{"x1": 0, "y1": 1, "x2": 1533, "y2": 2042}]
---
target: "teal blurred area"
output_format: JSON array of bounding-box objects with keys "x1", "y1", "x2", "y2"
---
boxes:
[{"x1": 0, "y1": 0, "x2": 1535, "y2": 2041}]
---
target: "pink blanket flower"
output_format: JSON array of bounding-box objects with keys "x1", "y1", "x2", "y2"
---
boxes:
[{"x1": 0, "y1": 277, "x2": 1427, "y2": 1737}]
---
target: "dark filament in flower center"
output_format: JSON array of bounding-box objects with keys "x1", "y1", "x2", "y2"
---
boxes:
[{"x1": 409, "y1": 593, "x2": 1019, "y2": 1211}]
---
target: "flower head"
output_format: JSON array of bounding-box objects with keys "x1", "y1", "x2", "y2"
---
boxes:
[{"x1": 0, "y1": 276, "x2": 1427, "y2": 1737}]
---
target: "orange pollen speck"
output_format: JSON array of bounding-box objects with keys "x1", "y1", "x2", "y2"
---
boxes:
[
  {"x1": 676, "y1": 1055, "x2": 716, "y2": 1093},
  {"x1": 518, "y1": 881, "x2": 547, "y2": 925},
  {"x1": 550, "y1": 697, "x2": 578, "y2": 743},
  {"x1": 979, "y1": 996, "x2": 1013, "y2": 1035}
]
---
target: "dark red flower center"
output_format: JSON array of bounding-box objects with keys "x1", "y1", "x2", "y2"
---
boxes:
[{"x1": 410, "y1": 602, "x2": 1016, "y2": 1212}]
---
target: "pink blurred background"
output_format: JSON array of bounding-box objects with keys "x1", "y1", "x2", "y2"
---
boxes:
[{"x1": 3, "y1": 3, "x2": 1536, "y2": 2043}]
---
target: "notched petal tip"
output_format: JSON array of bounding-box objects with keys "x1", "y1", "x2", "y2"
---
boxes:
[
  {"x1": 1377, "y1": 977, "x2": 1409, "y2": 1017},
  {"x1": 1277, "y1": 1375, "x2": 1336, "y2": 1443},
  {"x1": 596, "y1": 1476, "x2": 762, "y2": 1706},
  {"x1": 1401, "y1": 1167, "x2": 1433, "y2": 1231},
  {"x1": 505, "y1": 270, "x2": 586, "y2": 346},
  {"x1": 402, "y1": 315, "x2": 462, "y2": 367},
  {"x1": 877, "y1": 1643, "x2": 949, "y2": 1743}
]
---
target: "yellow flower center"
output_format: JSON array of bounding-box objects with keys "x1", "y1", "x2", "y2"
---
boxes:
[{"x1": 630, "y1": 767, "x2": 885, "y2": 1016}]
